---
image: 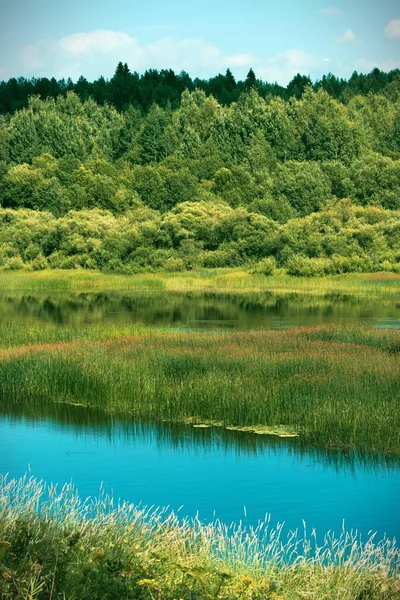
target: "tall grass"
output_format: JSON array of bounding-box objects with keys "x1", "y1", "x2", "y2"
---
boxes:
[
  {"x1": 1, "y1": 269, "x2": 399, "y2": 297},
  {"x1": 0, "y1": 475, "x2": 398, "y2": 600},
  {"x1": 1, "y1": 325, "x2": 399, "y2": 453}
]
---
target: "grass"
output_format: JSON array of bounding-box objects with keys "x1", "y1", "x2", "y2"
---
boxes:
[
  {"x1": 1, "y1": 273, "x2": 399, "y2": 597},
  {"x1": 1, "y1": 268, "x2": 400, "y2": 298},
  {"x1": 0, "y1": 323, "x2": 399, "y2": 454},
  {"x1": 0, "y1": 475, "x2": 399, "y2": 600}
]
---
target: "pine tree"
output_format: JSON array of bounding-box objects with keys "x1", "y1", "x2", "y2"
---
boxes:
[{"x1": 245, "y1": 68, "x2": 257, "y2": 89}]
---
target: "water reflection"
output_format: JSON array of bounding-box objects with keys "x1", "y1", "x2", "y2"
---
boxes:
[
  {"x1": 1, "y1": 400, "x2": 400, "y2": 541},
  {"x1": 1, "y1": 398, "x2": 397, "y2": 476},
  {"x1": 0, "y1": 291, "x2": 399, "y2": 329}
]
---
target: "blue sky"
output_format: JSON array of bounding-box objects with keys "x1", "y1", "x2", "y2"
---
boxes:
[{"x1": 0, "y1": 0, "x2": 399, "y2": 83}]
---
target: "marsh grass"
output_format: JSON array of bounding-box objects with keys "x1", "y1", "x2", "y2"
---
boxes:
[
  {"x1": 1, "y1": 269, "x2": 400, "y2": 298},
  {"x1": 1, "y1": 324, "x2": 399, "y2": 453},
  {"x1": 0, "y1": 475, "x2": 399, "y2": 600}
]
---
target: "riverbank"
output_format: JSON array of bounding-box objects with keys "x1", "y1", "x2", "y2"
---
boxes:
[{"x1": 1, "y1": 476, "x2": 398, "y2": 600}]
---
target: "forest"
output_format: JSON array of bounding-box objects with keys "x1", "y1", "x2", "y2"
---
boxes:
[{"x1": 0, "y1": 63, "x2": 400, "y2": 276}]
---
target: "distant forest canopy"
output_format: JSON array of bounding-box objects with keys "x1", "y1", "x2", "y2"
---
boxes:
[
  {"x1": 1, "y1": 62, "x2": 400, "y2": 114},
  {"x1": 0, "y1": 63, "x2": 399, "y2": 275}
]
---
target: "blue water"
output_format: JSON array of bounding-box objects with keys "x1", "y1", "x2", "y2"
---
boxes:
[{"x1": 1, "y1": 416, "x2": 399, "y2": 542}]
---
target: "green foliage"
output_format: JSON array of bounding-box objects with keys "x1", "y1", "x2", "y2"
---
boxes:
[
  {"x1": 0, "y1": 77, "x2": 399, "y2": 276},
  {"x1": 272, "y1": 161, "x2": 332, "y2": 216},
  {"x1": 251, "y1": 257, "x2": 277, "y2": 275},
  {"x1": 0, "y1": 200, "x2": 399, "y2": 274},
  {"x1": 350, "y1": 154, "x2": 400, "y2": 209}
]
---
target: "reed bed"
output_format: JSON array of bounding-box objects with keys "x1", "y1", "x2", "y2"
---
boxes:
[
  {"x1": 1, "y1": 324, "x2": 399, "y2": 454},
  {"x1": 1, "y1": 269, "x2": 399, "y2": 298},
  {"x1": 0, "y1": 475, "x2": 398, "y2": 600}
]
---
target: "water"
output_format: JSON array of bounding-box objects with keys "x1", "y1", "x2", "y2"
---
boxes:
[
  {"x1": 1, "y1": 291, "x2": 399, "y2": 542},
  {"x1": 1, "y1": 409, "x2": 399, "y2": 541},
  {"x1": 0, "y1": 290, "x2": 399, "y2": 329}
]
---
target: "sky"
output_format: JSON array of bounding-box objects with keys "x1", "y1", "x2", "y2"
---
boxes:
[{"x1": 0, "y1": 0, "x2": 399, "y2": 84}]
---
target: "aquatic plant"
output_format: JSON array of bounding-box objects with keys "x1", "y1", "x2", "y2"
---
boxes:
[{"x1": 0, "y1": 324, "x2": 399, "y2": 454}]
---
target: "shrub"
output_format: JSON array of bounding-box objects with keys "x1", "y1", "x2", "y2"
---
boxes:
[
  {"x1": 285, "y1": 255, "x2": 330, "y2": 277},
  {"x1": 251, "y1": 257, "x2": 277, "y2": 275},
  {"x1": 161, "y1": 257, "x2": 185, "y2": 272}
]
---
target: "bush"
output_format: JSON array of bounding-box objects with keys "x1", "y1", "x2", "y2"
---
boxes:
[
  {"x1": 202, "y1": 248, "x2": 239, "y2": 268},
  {"x1": 285, "y1": 255, "x2": 330, "y2": 277},
  {"x1": 161, "y1": 257, "x2": 185, "y2": 272},
  {"x1": 30, "y1": 254, "x2": 48, "y2": 270},
  {"x1": 251, "y1": 257, "x2": 277, "y2": 275},
  {"x1": 2, "y1": 256, "x2": 26, "y2": 270}
]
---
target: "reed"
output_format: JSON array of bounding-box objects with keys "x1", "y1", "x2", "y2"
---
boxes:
[
  {"x1": 1, "y1": 269, "x2": 399, "y2": 298},
  {"x1": 0, "y1": 475, "x2": 398, "y2": 600},
  {"x1": 1, "y1": 324, "x2": 399, "y2": 454}
]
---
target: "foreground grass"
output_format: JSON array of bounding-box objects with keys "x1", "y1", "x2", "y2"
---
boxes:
[
  {"x1": 1, "y1": 269, "x2": 400, "y2": 298},
  {"x1": 1, "y1": 476, "x2": 399, "y2": 600},
  {"x1": 1, "y1": 323, "x2": 399, "y2": 453}
]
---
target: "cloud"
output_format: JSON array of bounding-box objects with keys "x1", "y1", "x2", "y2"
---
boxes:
[
  {"x1": 13, "y1": 29, "x2": 357, "y2": 85},
  {"x1": 255, "y1": 49, "x2": 324, "y2": 83},
  {"x1": 336, "y1": 29, "x2": 358, "y2": 43},
  {"x1": 58, "y1": 30, "x2": 133, "y2": 55},
  {"x1": 321, "y1": 7, "x2": 342, "y2": 16},
  {"x1": 385, "y1": 19, "x2": 400, "y2": 40},
  {"x1": 18, "y1": 30, "x2": 256, "y2": 80},
  {"x1": 356, "y1": 57, "x2": 400, "y2": 72}
]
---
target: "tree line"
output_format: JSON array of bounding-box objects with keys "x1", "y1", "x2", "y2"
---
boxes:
[
  {"x1": 1, "y1": 62, "x2": 400, "y2": 114},
  {"x1": 0, "y1": 66, "x2": 399, "y2": 275}
]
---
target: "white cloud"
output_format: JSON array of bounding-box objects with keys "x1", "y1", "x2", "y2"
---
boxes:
[
  {"x1": 255, "y1": 50, "x2": 317, "y2": 83},
  {"x1": 385, "y1": 19, "x2": 400, "y2": 40},
  {"x1": 13, "y1": 29, "x2": 361, "y2": 85},
  {"x1": 356, "y1": 57, "x2": 400, "y2": 72},
  {"x1": 18, "y1": 31, "x2": 255, "y2": 80},
  {"x1": 58, "y1": 30, "x2": 134, "y2": 55},
  {"x1": 225, "y1": 54, "x2": 254, "y2": 68},
  {"x1": 321, "y1": 7, "x2": 342, "y2": 16},
  {"x1": 336, "y1": 29, "x2": 358, "y2": 43}
]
